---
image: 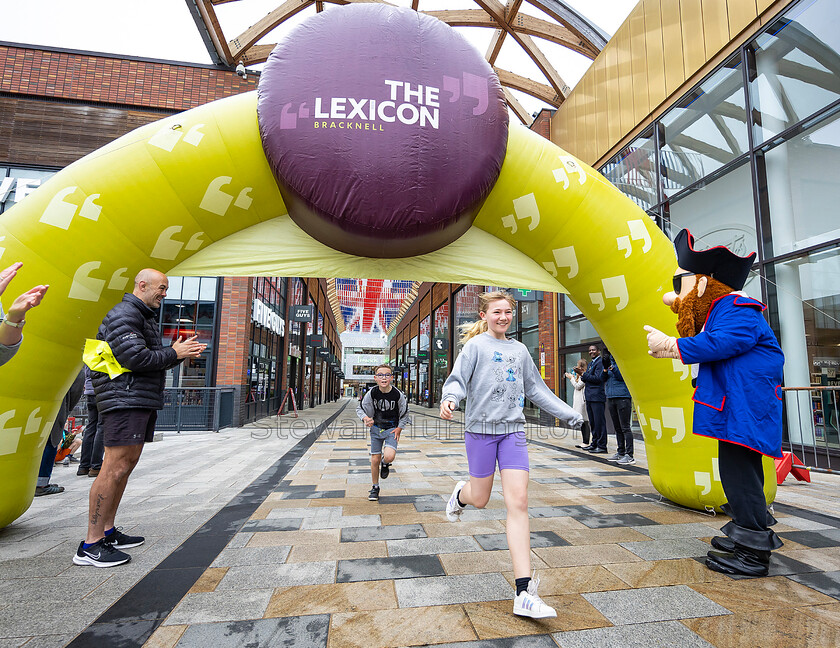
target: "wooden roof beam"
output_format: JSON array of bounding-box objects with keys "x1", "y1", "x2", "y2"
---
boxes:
[
  {"x1": 503, "y1": 87, "x2": 532, "y2": 125},
  {"x1": 486, "y1": 1, "x2": 523, "y2": 66},
  {"x1": 475, "y1": 0, "x2": 569, "y2": 100},
  {"x1": 229, "y1": 0, "x2": 313, "y2": 62},
  {"x1": 494, "y1": 67, "x2": 561, "y2": 106},
  {"x1": 196, "y1": 0, "x2": 233, "y2": 64},
  {"x1": 424, "y1": 10, "x2": 597, "y2": 58}
]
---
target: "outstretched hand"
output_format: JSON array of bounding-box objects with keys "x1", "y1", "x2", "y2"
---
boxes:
[
  {"x1": 0, "y1": 263, "x2": 22, "y2": 296},
  {"x1": 644, "y1": 325, "x2": 680, "y2": 359},
  {"x1": 172, "y1": 335, "x2": 207, "y2": 359}
]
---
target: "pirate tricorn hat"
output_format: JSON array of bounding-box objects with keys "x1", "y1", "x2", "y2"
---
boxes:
[{"x1": 674, "y1": 229, "x2": 755, "y2": 291}]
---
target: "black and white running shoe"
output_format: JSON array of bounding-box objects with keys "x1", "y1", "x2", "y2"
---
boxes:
[
  {"x1": 380, "y1": 462, "x2": 391, "y2": 479},
  {"x1": 368, "y1": 485, "x2": 380, "y2": 501},
  {"x1": 73, "y1": 539, "x2": 131, "y2": 568},
  {"x1": 102, "y1": 527, "x2": 145, "y2": 549}
]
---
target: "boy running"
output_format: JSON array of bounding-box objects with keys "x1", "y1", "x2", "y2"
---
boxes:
[{"x1": 356, "y1": 365, "x2": 410, "y2": 501}]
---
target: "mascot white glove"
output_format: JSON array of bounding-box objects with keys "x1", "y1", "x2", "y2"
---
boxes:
[{"x1": 644, "y1": 325, "x2": 680, "y2": 359}]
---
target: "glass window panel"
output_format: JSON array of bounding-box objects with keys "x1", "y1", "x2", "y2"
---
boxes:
[
  {"x1": 419, "y1": 316, "x2": 430, "y2": 350},
  {"x1": 661, "y1": 60, "x2": 747, "y2": 197},
  {"x1": 196, "y1": 302, "x2": 215, "y2": 327},
  {"x1": 562, "y1": 295, "x2": 581, "y2": 318},
  {"x1": 750, "y1": 0, "x2": 840, "y2": 143},
  {"x1": 770, "y1": 246, "x2": 840, "y2": 449},
  {"x1": 161, "y1": 303, "x2": 181, "y2": 325},
  {"x1": 667, "y1": 160, "x2": 758, "y2": 258},
  {"x1": 199, "y1": 277, "x2": 217, "y2": 301},
  {"x1": 519, "y1": 300, "x2": 539, "y2": 329},
  {"x1": 600, "y1": 132, "x2": 657, "y2": 209},
  {"x1": 764, "y1": 111, "x2": 840, "y2": 256},
  {"x1": 167, "y1": 276, "x2": 183, "y2": 300},
  {"x1": 181, "y1": 277, "x2": 200, "y2": 301},
  {"x1": 564, "y1": 318, "x2": 599, "y2": 346}
]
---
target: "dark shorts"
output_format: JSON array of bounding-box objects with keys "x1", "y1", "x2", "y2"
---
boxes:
[{"x1": 102, "y1": 408, "x2": 157, "y2": 447}]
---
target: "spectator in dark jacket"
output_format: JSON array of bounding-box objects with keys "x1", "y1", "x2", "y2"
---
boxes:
[
  {"x1": 74, "y1": 269, "x2": 205, "y2": 568},
  {"x1": 78, "y1": 366, "x2": 104, "y2": 477},
  {"x1": 602, "y1": 350, "x2": 635, "y2": 465},
  {"x1": 580, "y1": 345, "x2": 607, "y2": 453}
]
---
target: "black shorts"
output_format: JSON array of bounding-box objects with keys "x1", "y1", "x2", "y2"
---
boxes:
[{"x1": 101, "y1": 409, "x2": 157, "y2": 447}]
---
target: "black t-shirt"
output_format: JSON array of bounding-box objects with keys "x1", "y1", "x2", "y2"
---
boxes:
[{"x1": 369, "y1": 386, "x2": 405, "y2": 429}]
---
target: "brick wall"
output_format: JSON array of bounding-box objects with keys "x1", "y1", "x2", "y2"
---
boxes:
[
  {"x1": 217, "y1": 277, "x2": 252, "y2": 425},
  {"x1": 529, "y1": 109, "x2": 554, "y2": 140},
  {"x1": 0, "y1": 45, "x2": 258, "y2": 110}
]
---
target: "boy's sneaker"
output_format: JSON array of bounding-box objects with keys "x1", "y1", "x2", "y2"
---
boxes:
[
  {"x1": 617, "y1": 455, "x2": 636, "y2": 465},
  {"x1": 446, "y1": 480, "x2": 467, "y2": 522},
  {"x1": 102, "y1": 527, "x2": 145, "y2": 549},
  {"x1": 513, "y1": 577, "x2": 556, "y2": 619},
  {"x1": 380, "y1": 462, "x2": 391, "y2": 479},
  {"x1": 607, "y1": 453, "x2": 623, "y2": 462},
  {"x1": 73, "y1": 539, "x2": 131, "y2": 568},
  {"x1": 368, "y1": 485, "x2": 380, "y2": 501}
]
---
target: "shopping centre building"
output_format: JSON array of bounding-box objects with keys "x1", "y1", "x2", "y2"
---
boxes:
[{"x1": 2, "y1": 0, "x2": 838, "y2": 446}]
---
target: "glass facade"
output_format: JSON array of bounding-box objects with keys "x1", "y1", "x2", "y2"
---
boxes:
[
  {"x1": 433, "y1": 302, "x2": 449, "y2": 405},
  {"x1": 160, "y1": 276, "x2": 219, "y2": 388},
  {"x1": 592, "y1": 0, "x2": 840, "y2": 446},
  {"x1": 247, "y1": 277, "x2": 287, "y2": 420}
]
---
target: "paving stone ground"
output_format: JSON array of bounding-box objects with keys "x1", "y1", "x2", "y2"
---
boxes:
[{"x1": 1, "y1": 398, "x2": 840, "y2": 647}]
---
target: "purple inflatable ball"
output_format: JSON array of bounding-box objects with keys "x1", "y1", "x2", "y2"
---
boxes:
[{"x1": 257, "y1": 3, "x2": 509, "y2": 258}]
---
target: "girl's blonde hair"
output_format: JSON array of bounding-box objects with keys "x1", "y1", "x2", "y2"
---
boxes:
[{"x1": 459, "y1": 290, "x2": 517, "y2": 344}]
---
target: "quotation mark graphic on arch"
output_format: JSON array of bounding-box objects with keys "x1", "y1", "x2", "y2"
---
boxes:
[
  {"x1": 694, "y1": 458, "x2": 721, "y2": 496},
  {"x1": 442, "y1": 72, "x2": 488, "y2": 115},
  {"x1": 501, "y1": 193, "x2": 540, "y2": 234},
  {"x1": 0, "y1": 236, "x2": 5, "y2": 261},
  {"x1": 151, "y1": 227, "x2": 205, "y2": 261},
  {"x1": 645, "y1": 406, "x2": 685, "y2": 442},
  {"x1": 672, "y1": 359, "x2": 690, "y2": 381},
  {"x1": 616, "y1": 219, "x2": 652, "y2": 258},
  {"x1": 39, "y1": 188, "x2": 102, "y2": 230},
  {"x1": 148, "y1": 123, "x2": 206, "y2": 152},
  {"x1": 552, "y1": 155, "x2": 586, "y2": 189},
  {"x1": 541, "y1": 246, "x2": 578, "y2": 280},
  {"x1": 199, "y1": 177, "x2": 253, "y2": 217},
  {"x1": 68, "y1": 263, "x2": 131, "y2": 302},
  {"x1": 0, "y1": 408, "x2": 48, "y2": 456},
  {"x1": 589, "y1": 275, "x2": 629, "y2": 311}
]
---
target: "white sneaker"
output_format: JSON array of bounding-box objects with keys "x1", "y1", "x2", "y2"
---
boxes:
[
  {"x1": 606, "y1": 453, "x2": 623, "y2": 462},
  {"x1": 513, "y1": 576, "x2": 556, "y2": 619},
  {"x1": 446, "y1": 480, "x2": 467, "y2": 522}
]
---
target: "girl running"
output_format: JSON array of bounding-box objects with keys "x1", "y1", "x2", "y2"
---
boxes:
[{"x1": 439, "y1": 290, "x2": 583, "y2": 619}]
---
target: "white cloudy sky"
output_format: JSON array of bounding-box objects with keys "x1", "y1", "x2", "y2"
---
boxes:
[{"x1": 0, "y1": 0, "x2": 638, "y2": 114}]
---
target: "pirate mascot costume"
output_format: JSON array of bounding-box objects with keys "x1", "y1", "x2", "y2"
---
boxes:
[{"x1": 644, "y1": 229, "x2": 784, "y2": 577}]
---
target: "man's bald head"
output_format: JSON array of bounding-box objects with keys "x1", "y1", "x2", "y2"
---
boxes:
[{"x1": 133, "y1": 268, "x2": 169, "y2": 309}]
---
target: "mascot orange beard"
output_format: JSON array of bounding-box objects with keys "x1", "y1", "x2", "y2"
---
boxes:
[{"x1": 670, "y1": 276, "x2": 735, "y2": 339}]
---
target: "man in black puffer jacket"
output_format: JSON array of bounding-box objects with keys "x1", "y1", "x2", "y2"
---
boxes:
[{"x1": 74, "y1": 269, "x2": 205, "y2": 568}]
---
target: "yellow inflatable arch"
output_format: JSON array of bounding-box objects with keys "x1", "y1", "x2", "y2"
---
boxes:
[{"x1": 0, "y1": 91, "x2": 776, "y2": 527}]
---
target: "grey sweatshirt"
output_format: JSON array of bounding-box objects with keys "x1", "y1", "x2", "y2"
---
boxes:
[
  {"x1": 0, "y1": 304, "x2": 22, "y2": 368},
  {"x1": 442, "y1": 332, "x2": 583, "y2": 435}
]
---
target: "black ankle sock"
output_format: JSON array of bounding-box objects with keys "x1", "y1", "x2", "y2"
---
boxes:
[
  {"x1": 456, "y1": 492, "x2": 465, "y2": 507},
  {"x1": 515, "y1": 577, "x2": 531, "y2": 595}
]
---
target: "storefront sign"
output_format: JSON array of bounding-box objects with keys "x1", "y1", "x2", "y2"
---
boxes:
[
  {"x1": 406, "y1": 356, "x2": 417, "y2": 364},
  {"x1": 433, "y1": 337, "x2": 448, "y2": 352},
  {"x1": 252, "y1": 298, "x2": 285, "y2": 336},
  {"x1": 511, "y1": 288, "x2": 542, "y2": 302},
  {"x1": 291, "y1": 304, "x2": 314, "y2": 322},
  {"x1": 0, "y1": 168, "x2": 57, "y2": 214},
  {"x1": 416, "y1": 350, "x2": 429, "y2": 361},
  {"x1": 308, "y1": 334, "x2": 324, "y2": 347}
]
